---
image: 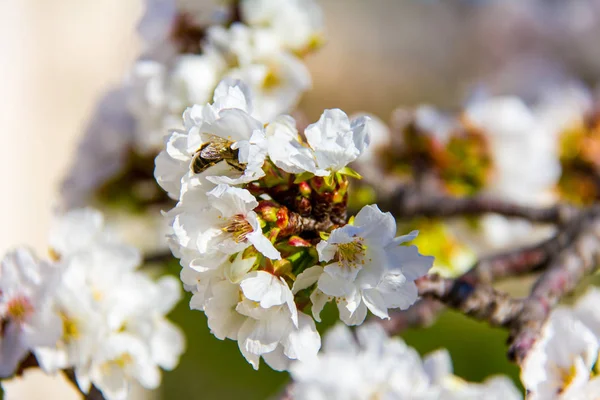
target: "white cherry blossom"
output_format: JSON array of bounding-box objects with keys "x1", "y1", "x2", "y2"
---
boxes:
[
  {"x1": 154, "y1": 79, "x2": 267, "y2": 200},
  {"x1": 204, "y1": 269, "x2": 320, "y2": 371},
  {"x1": 30, "y1": 209, "x2": 184, "y2": 400},
  {"x1": 172, "y1": 184, "x2": 280, "y2": 266},
  {"x1": 313, "y1": 205, "x2": 433, "y2": 325},
  {"x1": 304, "y1": 109, "x2": 371, "y2": 176},
  {"x1": 240, "y1": 0, "x2": 324, "y2": 54},
  {"x1": 521, "y1": 308, "x2": 599, "y2": 400},
  {"x1": 264, "y1": 115, "x2": 316, "y2": 174},
  {"x1": 207, "y1": 23, "x2": 312, "y2": 122},
  {"x1": 0, "y1": 249, "x2": 63, "y2": 377}
]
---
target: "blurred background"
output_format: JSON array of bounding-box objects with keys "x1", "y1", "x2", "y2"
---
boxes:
[{"x1": 1, "y1": 0, "x2": 599, "y2": 398}]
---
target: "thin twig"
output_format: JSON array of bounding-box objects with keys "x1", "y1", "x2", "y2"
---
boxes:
[{"x1": 380, "y1": 299, "x2": 445, "y2": 335}]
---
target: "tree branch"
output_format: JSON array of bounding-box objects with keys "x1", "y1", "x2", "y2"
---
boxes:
[
  {"x1": 407, "y1": 207, "x2": 600, "y2": 365},
  {"x1": 415, "y1": 275, "x2": 524, "y2": 327},
  {"x1": 462, "y1": 215, "x2": 582, "y2": 284},
  {"x1": 379, "y1": 187, "x2": 577, "y2": 225},
  {"x1": 507, "y1": 206, "x2": 600, "y2": 364}
]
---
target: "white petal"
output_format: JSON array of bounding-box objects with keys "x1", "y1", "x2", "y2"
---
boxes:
[
  {"x1": 354, "y1": 204, "x2": 396, "y2": 244},
  {"x1": 207, "y1": 184, "x2": 257, "y2": 216},
  {"x1": 338, "y1": 299, "x2": 367, "y2": 326},
  {"x1": 224, "y1": 253, "x2": 257, "y2": 283},
  {"x1": 282, "y1": 312, "x2": 321, "y2": 363},
  {"x1": 385, "y1": 244, "x2": 434, "y2": 282},
  {"x1": 361, "y1": 288, "x2": 389, "y2": 320},
  {"x1": 292, "y1": 265, "x2": 323, "y2": 294},
  {"x1": 310, "y1": 289, "x2": 329, "y2": 323},
  {"x1": 379, "y1": 276, "x2": 418, "y2": 311},
  {"x1": 247, "y1": 230, "x2": 281, "y2": 260},
  {"x1": 317, "y1": 268, "x2": 355, "y2": 297},
  {"x1": 262, "y1": 346, "x2": 290, "y2": 371}
]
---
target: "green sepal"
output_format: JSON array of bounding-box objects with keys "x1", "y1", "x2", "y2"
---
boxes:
[
  {"x1": 293, "y1": 172, "x2": 314, "y2": 184},
  {"x1": 338, "y1": 167, "x2": 362, "y2": 180}
]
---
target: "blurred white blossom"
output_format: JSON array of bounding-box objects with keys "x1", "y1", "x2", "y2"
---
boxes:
[
  {"x1": 0, "y1": 209, "x2": 185, "y2": 400},
  {"x1": 522, "y1": 288, "x2": 600, "y2": 400},
  {"x1": 290, "y1": 323, "x2": 522, "y2": 400}
]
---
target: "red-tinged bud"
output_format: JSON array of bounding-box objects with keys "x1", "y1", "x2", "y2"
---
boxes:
[
  {"x1": 332, "y1": 190, "x2": 345, "y2": 204},
  {"x1": 265, "y1": 227, "x2": 281, "y2": 242},
  {"x1": 310, "y1": 176, "x2": 324, "y2": 192},
  {"x1": 288, "y1": 236, "x2": 312, "y2": 247},
  {"x1": 255, "y1": 200, "x2": 279, "y2": 222},
  {"x1": 298, "y1": 181, "x2": 311, "y2": 197},
  {"x1": 276, "y1": 207, "x2": 290, "y2": 230},
  {"x1": 337, "y1": 177, "x2": 349, "y2": 194}
]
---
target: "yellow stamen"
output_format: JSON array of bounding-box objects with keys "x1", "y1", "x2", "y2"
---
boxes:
[
  {"x1": 61, "y1": 312, "x2": 80, "y2": 342},
  {"x1": 558, "y1": 363, "x2": 580, "y2": 393},
  {"x1": 48, "y1": 248, "x2": 61, "y2": 262},
  {"x1": 223, "y1": 214, "x2": 253, "y2": 243},
  {"x1": 6, "y1": 296, "x2": 34, "y2": 322},
  {"x1": 337, "y1": 240, "x2": 366, "y2": 266},
  {"x1": 262, "y1": 68, "x2": 281, "y2": 90},
  {"x1": 115, "y1": 353, "x2": 133, "y2": 369}
]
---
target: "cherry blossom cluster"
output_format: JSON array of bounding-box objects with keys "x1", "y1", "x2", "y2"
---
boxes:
[
  {"x1": 289, "y1": 323, "x2": 521, "y2": 399},
  {"x1": 62, "y1": 0, "x2": 323, "y2": 209},
  {"x1": 521, "y1": 288, "x2": 600, "y2": 399},
  {"x1": 134, "y1": 0, "x2": 324, "y2": 151},
  {"x1": 0, "y1": 209, "x2": 184, "y2": 400},
  {"x1": 154, "y1": 78, "x2": 434, "y2": 370}
]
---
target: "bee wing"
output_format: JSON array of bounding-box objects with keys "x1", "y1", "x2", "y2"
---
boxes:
[{"x1": 199, "y1": 144, "x2": 225, "y2": 160}]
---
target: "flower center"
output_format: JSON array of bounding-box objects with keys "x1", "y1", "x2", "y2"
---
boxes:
[
  {"x1": 558, "y1": 362, "x2": 580, "y2": 393},
  {"x1": 114, "y1": 353, "x2": 133, "y2": 369},
  {"x1": 557, "y1": 121, "x2": 600, "y2": 205},
  {"x1": 60, "y1": 312, "x2": 80, "y2": 342},
  {"x1": 262, "y1": 68, "x2": 281, "y2": 90},
  {"x1": 223, "y1": 214, "x2": 253, "y2": 243},
  {"x1": 6, "y1": 296, "x2": 34, "y2": 323},
  {"x1": 337, "y1": 240, "x2": 366, "y2": 266},
  {"x1": 48, "y1": 248, "x2": 61, "y2": 261}
]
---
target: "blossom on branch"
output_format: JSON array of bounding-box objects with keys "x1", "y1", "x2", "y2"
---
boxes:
[{"x1": 155, "y1": 73, "x2": 438, "y2": 370}]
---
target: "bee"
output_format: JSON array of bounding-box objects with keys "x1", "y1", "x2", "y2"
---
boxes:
[{"x1": 190, "y1": 136, "x2": 244, "y2": 174}]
